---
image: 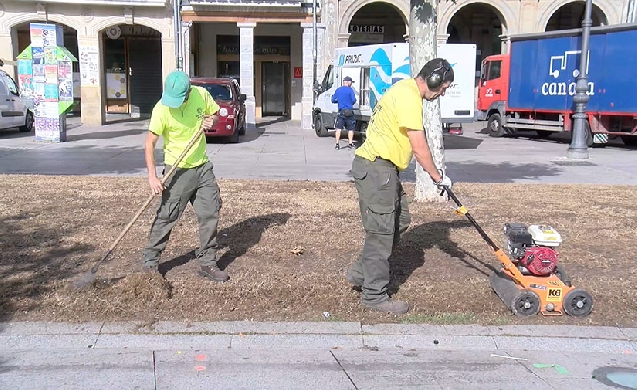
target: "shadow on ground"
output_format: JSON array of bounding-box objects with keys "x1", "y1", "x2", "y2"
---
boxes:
[
  {"x1": 399, "y1": 160, "x2": 561, "y2": 184},
  {"x1": 0, "y1": 211, "x2": 95, "y2": 322},
  {"x1": 158, "y1": 212, "x2": 292, "y2": 275},
  {"x1": 388, "y1": 220, "x2": 498, "y2": 296}
]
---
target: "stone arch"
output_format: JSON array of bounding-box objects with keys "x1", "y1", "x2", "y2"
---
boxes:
[
  {"x1": 438, "y1": 0, "x2": 518, "y2": 36},
  {"x1": 89, "y1": 17, "x2": 169, "y2": 38},
  {"x1": 538, "y1": 0, "x2": 618, "y2": 32},
  {"x1": 1, "y1": 12, "x2": 84, "y2": 34},
  {"x1": 339, "y1": 0, "x2": 409, "y2": 35}
]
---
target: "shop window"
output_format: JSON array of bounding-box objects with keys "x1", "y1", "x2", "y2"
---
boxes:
[
  {"x1": 218, "y1": 61, "x2": 240, "y2": 84},
  {"x1": 359, "y1": 67, "x2": 371, "y2": 106}
]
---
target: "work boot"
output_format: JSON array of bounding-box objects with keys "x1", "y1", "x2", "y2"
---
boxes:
[
  {"x1": 198, "y1": 264, "x2": 229, "y2": 282},
  {"x1": 364, "y1": 299, "x2": 409, "y2": 314}
]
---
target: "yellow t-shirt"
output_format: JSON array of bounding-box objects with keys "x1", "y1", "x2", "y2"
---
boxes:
[
  {"x1": 148, "y1": 85, "x2": 220, "y2": 168},
  {"x1": 355, "y1": 78, "x2": 423, "y2": 171}
]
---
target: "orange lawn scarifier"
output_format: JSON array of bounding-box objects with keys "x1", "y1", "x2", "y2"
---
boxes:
[{"x1": 441, "y1": 186, "x2": 593, "y2": 317}]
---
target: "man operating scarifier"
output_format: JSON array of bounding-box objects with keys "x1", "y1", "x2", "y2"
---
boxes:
[
  {"x1": 141, "y1": 70, "x2": 230, "y2": 283},
  {"x1": 346, "y1": 58, "x2": 455, "y2": 314}
]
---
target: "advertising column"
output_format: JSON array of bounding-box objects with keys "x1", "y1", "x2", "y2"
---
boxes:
[{"x1": 16, "y1": 23, "x2": 77, "y2": 143}]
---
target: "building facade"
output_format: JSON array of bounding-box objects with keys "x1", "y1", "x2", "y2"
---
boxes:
[
  {"x1": 0, "y1": 0, "x2": 631, "y2": 128},
  {"x1": 0, "y1": 0, "x2": 176, "y2": 125}
]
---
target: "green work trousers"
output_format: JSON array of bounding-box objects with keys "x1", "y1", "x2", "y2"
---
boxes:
[
  {"x1": 142, "y1": 161, "x2": 222, "y2": 267},
  {"x1": 349, "y1": 155, "x2": 411, "y2": 304}
]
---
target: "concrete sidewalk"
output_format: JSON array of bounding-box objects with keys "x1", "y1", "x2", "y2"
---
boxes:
[
  {"x1": 1, "y1": 117, "x2": 637, "y2": 184},
  {"x1": 1, "y1": 321, "x2": 636, "y2": 389}
]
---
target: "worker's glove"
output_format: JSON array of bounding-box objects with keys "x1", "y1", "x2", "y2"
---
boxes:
[{"x1": 435, "y1": 173, "x2": 452, "y2": 189}]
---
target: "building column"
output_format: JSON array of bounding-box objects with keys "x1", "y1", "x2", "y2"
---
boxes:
[
  {"x1": 500, "y1": 34, "x2": 510, "y2": 54},
  {"x1": 316, "y1": 23, "x2": 326, "y2": 83},
  {"x1": 182, "y1": 22, "x2": 192, "y2": 76},
  {"x1": 0, "y1": 32, "x2": 15, "y2": 79},
  {"x1": 238, "y1": 22, "x2": 256, "y2": 128},
  {"x1": 301, "y1": 23, "x2": 315, "y2": 130},
  {"x1": 337, "y1": 32, "x2": 351, "y2": 48},
  {"x1": 437, "y1": 33, "x2": 450, "y2": 45},
  {"x1": 77, "y1": 34, "x2": 104, "y2": 125}
]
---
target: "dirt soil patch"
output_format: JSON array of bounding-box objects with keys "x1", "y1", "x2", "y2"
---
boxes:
[{"x1": 1, "y1": 175, "x2": 635, "y2": 327}]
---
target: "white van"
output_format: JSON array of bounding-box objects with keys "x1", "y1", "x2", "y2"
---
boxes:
[{"x1": 0, "y1": 67, "x2": 34, "y2": 133}]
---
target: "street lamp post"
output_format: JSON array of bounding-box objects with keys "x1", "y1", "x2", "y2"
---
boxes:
[
  {"x1": 312, "y1": 0, "x2": 318, "y2": 104},
  {"x1": 173, "y1": 0, "x2": 182, "y2": 71},
  {"x1": 567, "y1": 0, "x2": 593, "y2": 159}
]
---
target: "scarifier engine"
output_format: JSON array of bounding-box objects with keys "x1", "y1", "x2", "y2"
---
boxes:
[{"x1": 504, "y1": 223, "x2": 562, "y2": 276}]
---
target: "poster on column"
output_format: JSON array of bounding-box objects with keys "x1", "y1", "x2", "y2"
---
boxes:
[
  {"x1": 78, "y1": 45, "x2": 99, "y2": 86},
  {"x1": 58, "y1": 61, "x2": 74, "y2": 101}
]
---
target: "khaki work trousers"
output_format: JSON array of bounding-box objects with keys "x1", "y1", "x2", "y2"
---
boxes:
[
  {"x1": 349, "y1": 155, "x2": 411, "y2": 304},
  {"x1": 142, "y1": 161, "x2": 222, "y2": 267}
]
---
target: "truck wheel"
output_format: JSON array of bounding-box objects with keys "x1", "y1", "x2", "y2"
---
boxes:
[
  {"x1": 314, "y1": 113, "x2": 329, "y2": 137},
  {"x1": 621, "y1": 136, "x2": 637, "y2": 147},
  {"x1": 487, "y1": 113, "x2": 506, "y2": 137}
]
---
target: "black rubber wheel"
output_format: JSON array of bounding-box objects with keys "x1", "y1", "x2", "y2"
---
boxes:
[
  {"x1": 238, "y1": 119, "x2": 246, "y2": 136},
  {"x1": 563, "y1": 288, "x2": 593, "y2": 317},
  {"x1": 488, "y1": 113, "x2": 506, "y2": 137},
  {"x1": 314, "y1": 113, "x2": 328, "y2": 137},
  {"x1": 536, "y1": 130, "x2": 552, "y2": 139},
  {"x1": 621, "y1": 136, "x2": 637, "y2": 146},
  {"x1": 19, "y1": 111, "x2": 34, "y2": 132},
  {"x1": 511, "y1": 289, "x2": 540, "y2": 316},
  {"x1": 228, "y1": 129, "x2": 240, "y2": 144},
  {"x1": 554, "y1": 264, "x2": 572, "y2": 287}
]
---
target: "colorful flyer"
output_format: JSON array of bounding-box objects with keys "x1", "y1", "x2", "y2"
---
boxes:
[
  {"x1": 57, "y1": 61, "x2": 72, "y2": 79},
  {"x1": 58, "y1": 79, "x2": 73, "y2": 101},
  {"x1": 18, "y1": 74, "x2": 33, "y2": 97},
  {"x1": 44, "y1": 47, "x2": 57, "y2": 65},
  {"x1": 17, "y1": 60, "x2": 33, "y2": 75},
  {"x1": 29, "y1": 28, "x2": 44, "y2": 47},
  {"x1": 33, "y1": 81, "x2": 45, "y2": 98},
  {"x1": 41, "y1": 25, "x2": 58, "y2": 47},
  {"x1": 31, "y1": 47, "x2": 44, "y2": 65},
  {"x1": 44, "y1": 83, "x2": 59, "y2": 100},
  {"x1": 44, "y1": 65, "x2": 58, "y2": 83}
]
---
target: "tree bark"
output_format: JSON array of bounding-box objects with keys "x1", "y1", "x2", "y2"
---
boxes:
[{"x1": 409, "y1": 0, "x2": 447, "y2": 203}]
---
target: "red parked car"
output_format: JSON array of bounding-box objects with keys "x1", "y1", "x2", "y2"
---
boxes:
[{"x1": 190, "y1": 77, "x2": 247, "y2": 143}]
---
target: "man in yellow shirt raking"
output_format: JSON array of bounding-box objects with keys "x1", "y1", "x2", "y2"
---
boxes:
[
  {"x1": 142, "y1": 70, "x2": 229, "y2": 282},
  {"x1": 347, "y1": 58, "x2": 455, "y2": 314}
]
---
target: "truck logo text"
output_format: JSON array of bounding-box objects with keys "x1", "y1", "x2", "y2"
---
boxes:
[
  {"x1": 541, "y1": 50, "x2": 595, "y2": 96},
  {"x1": 338, "y1": 54, "x2": 362, "y2": 66}
]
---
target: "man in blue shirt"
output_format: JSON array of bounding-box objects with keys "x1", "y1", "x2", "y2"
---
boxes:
[{"x1": 331, "y1": 76, "x2": 357, "y2": 149}]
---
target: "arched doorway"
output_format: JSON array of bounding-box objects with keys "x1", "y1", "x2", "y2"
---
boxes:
[
  {"x1": 447, "y1": 4, "x2": 507, "y2": 57},
  {"x1": 11, "y1": 22, "x2": 80, "y2": 115},
  {"x1": 545, "y1": 2, "x2": 608, "y2": 31},
  {"x1": 348, "y1": 2, "x2": 407, "y2": 47},
  {"x1": 101, "y1": 24, "x2": 162, "y2": 119}
]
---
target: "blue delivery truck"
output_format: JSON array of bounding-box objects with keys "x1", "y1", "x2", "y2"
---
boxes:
[{"x1": 477, "y1": 23, "x2": 637, "y2": 146}]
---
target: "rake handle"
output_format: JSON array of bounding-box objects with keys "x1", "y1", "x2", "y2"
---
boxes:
[{"x1": 90, "y1": 126, "x2": 207, "y2": 273}]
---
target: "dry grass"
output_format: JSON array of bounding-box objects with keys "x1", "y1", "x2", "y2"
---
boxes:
[{"x1": 0, "y1": 174, "x2": 635, "y2": 326}]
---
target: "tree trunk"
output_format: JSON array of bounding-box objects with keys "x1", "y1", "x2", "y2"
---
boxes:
[{"x1": 409, "y1": 0, "x2": 447, "y2": 203}]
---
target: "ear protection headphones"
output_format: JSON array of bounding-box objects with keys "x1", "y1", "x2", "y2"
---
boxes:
[{"x1": 426, "y1": 60, "x2": 452, "y2": 90}]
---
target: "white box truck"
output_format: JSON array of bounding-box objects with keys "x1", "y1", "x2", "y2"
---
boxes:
[{"x1": 312, "y1": 42, "x2": 477, "y2": 138}]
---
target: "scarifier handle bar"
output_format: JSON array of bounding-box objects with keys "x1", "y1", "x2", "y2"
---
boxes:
[{"x1": 440, "y1": 186, "x2": 501, "y2": 252}]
